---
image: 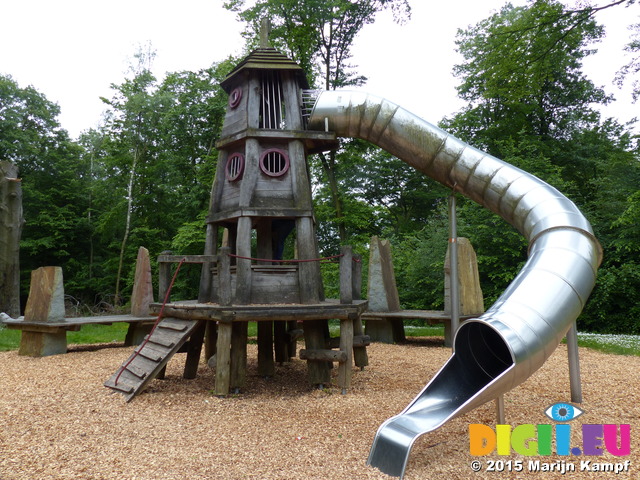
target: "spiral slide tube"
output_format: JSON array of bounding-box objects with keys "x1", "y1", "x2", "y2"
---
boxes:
[{"x1": 307, "y1": 91, "x2": 602, "y2": 478}]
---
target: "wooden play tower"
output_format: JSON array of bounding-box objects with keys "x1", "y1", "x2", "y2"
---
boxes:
[{"x1": 105, "y1": 27, "x2": 369, "y2": 400}]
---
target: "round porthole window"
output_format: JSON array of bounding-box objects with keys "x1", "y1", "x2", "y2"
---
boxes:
[
  {"x1": 228, "y1": 87, "x2": 242, "y2": 109},
  {"x1": 259, "y1": 148, "x2": 290, "y2": 177},
  {"x1": 225, "y1": 153, "x2": 245, "y2": 182}
]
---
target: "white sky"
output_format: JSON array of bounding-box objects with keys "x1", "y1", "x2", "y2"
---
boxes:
[{"x1": 1, "y1": 0, "x2": 637, "y2": 139}]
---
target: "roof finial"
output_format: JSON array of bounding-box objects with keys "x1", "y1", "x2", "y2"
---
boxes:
[{"x1": 259, "y1": 17, "x2": 272, "y2": 48}]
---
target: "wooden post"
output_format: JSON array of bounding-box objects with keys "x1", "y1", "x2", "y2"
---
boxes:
[
  {"x1": 303, "y1": 319, "x2": 331, "y2": 386},
  {"x1": 125, "y1": 246, "x2": 154, "y2": 346},
  {"x1": 256, "y1": 219, "x2": 276, "y2": 375},
  {"x1": 274, "y1": 320, "x2": 289, "y2": 363},
  {"x1": 199, "y1": 223, "x2": 218, "y2": 303},
  {"x1": 214, "y1": 314, "x2": 233, "y2": 396},
  {"x1": 351, "y1": 253, "x2": 368, "y2": 369},
  {"x1": 296, "y1": 216, "x2": 321, "y2": 304},
  {"x1": 352, "y1": 253, "x2": 362, "y2": 301},
  {"x1": 183, "y1": 320, "x2": 206, "y2": 379},
  {"x1": 204, "y1": 321, "x2": 217, "y2": 365},
  {"x1": 286, "y1": 320, "x2": 298, "y2": 359},
  {"x1": 337, "y1": 313, "x2": 355, "y2": 393},
  {"x1": 158, "y1": 250, "x2": 173, "y2": 303},
  {"x1": 444, "y1": 237, "x2": 484, "y2": 347},
  {"x1": 365, "y1": 237, "x2": 403, "y2": 343},
  {"x1": 19, "y1": 267, "x2": 67, "y2": 356},
  {"x1": 218, "y1": 247, "x2": 232, "y2": 306},
  {"x1": 0, "y1": 161, "x2": 23, "y2": 318},
  {"x1": 131, "y1": 247, "x2": 154, "y2": 316},
  {"x1": 230, "y1": 321, "x2": 248, "y2": 391},
  {"x1": 257, "y1": 321, "x2": 275, "y2": 377},
  {"x1": 235, "y1": 216, "x2": 252, "y2": 305},
  {"x1": 340, "y1": 246, "x2": 353, "y2": 304},
  {"x1": 297, "y1": 216, "x2": 328, "y2": 385}
]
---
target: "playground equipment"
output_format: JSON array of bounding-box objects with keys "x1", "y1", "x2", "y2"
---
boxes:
[
  {"x1": 105, "y1": 39, "x2": 370, "y2": 400},
  {"x1": 99, "y1": 34, "x2": 599, "y2": 476},
  {"x1": 306, "y1": 90, "x2": 602, "y2": 478}
]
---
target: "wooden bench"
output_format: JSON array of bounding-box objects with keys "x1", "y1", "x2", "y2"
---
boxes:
[
  {"x1": 1, "y1": 314, "x2": 156, "y2": 356},
  {"x1": 361, "y1": 310, "x2": 479, "y2": 346},
  {"x1": 3, "y1": 250, "x2": 159, "y2": 357}
]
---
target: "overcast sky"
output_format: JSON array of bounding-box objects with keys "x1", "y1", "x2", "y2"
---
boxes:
[{"x1": 1, "y1": 0, "x2": 637, "y2": 139}]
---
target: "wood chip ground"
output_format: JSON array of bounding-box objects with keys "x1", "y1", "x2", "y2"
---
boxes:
[{"x1": 1, "y1": 338, "x2": 638, "y2": 479}]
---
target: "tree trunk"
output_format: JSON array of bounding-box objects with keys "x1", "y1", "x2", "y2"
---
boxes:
[
  {"x1": 0, "y1": 161, "x2": 24, "y2": 317},
  {"x1": 114, "y1": 149, "x2": 138, "y2": 306},
  {"x1": 318, "y1": 151, "x2": 347, "y2": 244}
]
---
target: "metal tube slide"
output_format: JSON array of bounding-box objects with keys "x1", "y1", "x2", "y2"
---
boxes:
[{"x1": 307, "y1": 90, "x2": 602, "y2": 478}]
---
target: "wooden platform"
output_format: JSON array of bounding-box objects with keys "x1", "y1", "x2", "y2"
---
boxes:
[
  {"x1": 149, "y1": 299, "x2": 368, "y2": 322},
  {"x1": 146, "y1": 299, "x2": 369, "y2": 396}
]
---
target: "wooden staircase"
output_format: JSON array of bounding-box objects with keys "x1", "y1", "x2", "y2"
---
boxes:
[{"x1": 104, "y1": 317, "x2": 200, "y2": 402}]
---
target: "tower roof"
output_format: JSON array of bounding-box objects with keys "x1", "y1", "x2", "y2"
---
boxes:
[{"x1": 221, "y1": 47, "x2": 309, "y2": 92}]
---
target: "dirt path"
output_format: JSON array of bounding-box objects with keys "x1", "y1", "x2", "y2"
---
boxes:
[{"x1": 0, "y1": 339, "x2": 638, "y2": 479}]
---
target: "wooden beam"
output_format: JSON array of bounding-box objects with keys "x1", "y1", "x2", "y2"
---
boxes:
[
  {"x1": 257, "y1": 321, "x2": 275, "y2": 377},
  {"x1": 158, "y1": 254, "x2": 218, "y2": 264},
  {"x1": 230, "y1": 322, "x2": 248, "y2": 390},
  {"x1": 337, "y1": 316, "x2": 354, "y2": 391},
  {"x1": 214, "y1": 320, "x2": 232, "y2": 396},
  {"x1": 340, "y1": 246, "x2": 353, "y2": 304},
  {"x1": 299, "y1": 349, "x2": 347, "y2": 363}
]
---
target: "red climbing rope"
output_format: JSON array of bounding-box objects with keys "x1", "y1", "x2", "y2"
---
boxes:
[{"x1": 114, "y1": 257, "x2": 187, "y2": 386}]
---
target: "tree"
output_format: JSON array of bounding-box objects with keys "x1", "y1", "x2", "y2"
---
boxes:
[
  {"x1": 0, "y1": 75, "x2": 96, "y2": 307},
  {"x1": 99, "y1": 46, "x2": 167, "y2": 304},
  {"x1": 447, "y1": 1, "x2": 610, "y2": 152},
  {"x1": 0, "y1": 161, "x2": 23, "y2": 317}
]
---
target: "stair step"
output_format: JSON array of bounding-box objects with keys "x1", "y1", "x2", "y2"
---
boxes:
[
  {"x1": 133, "y1": 344, "x2": 166, "y2": 363},
  {"x1": 104, "y1": 376, "x2": 136, "y2": 394},
  {"x1": 124, "y1": 363, "x2": 148, "y2": 379},
  {"x1": 158, "y1": 318, "x2": 190, "y2": 332},
  {"x1": 144, "y1": 332, "x2": 176, "y2": 349}
]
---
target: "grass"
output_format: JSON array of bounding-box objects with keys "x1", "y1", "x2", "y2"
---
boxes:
[
  {"x1": 1, "y1": 320, "x2": 639, "y2": 356},
  {"x1": 0, "y1": 322, "x2": 131, "y2": 352},
  {"x1": 575, "y1": 332, "x2": 640, "y2": 357}
]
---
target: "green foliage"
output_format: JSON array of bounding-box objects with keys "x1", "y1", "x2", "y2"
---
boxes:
[
  {"x1": 448, "y1": 0, "x2": 609, "y2": 153},
  {"x1": 581, "y1": 263, "x2": 640, "y2": 334},
  {"x1": 389, "y1": 211, "x2": 449, "y2": 310}
]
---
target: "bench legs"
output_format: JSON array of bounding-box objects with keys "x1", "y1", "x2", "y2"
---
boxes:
[{"x1": 18, "y1": 329, "x2": 67, "y2": 357}]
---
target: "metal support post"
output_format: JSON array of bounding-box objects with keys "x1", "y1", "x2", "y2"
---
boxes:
[
  {"x1": 448, "y1": 192, "x2": 460, "y2": 350},
  {"x1": 566, "y1": 322, "x2": 583, "y2": 403}
]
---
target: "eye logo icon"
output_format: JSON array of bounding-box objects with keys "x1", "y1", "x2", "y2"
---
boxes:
[{"x1": 544, "y1": 402, "x2": 584, "y2": 422}]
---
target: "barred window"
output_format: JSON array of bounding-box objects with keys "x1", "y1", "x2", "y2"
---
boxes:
[
  {"x1": 259, "y1": 149, "x2": 289, "y2": 177},
  {"x1": 226, "y1": 153, "x2": 245, "y2": 181},
  {"x1": 228, "y1": 87, "x2": 242, "y2": 109}
]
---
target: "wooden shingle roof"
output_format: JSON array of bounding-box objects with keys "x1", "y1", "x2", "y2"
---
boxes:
[{"x1": 221, "y1": 47, "x2": 309, "y2": 92}]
